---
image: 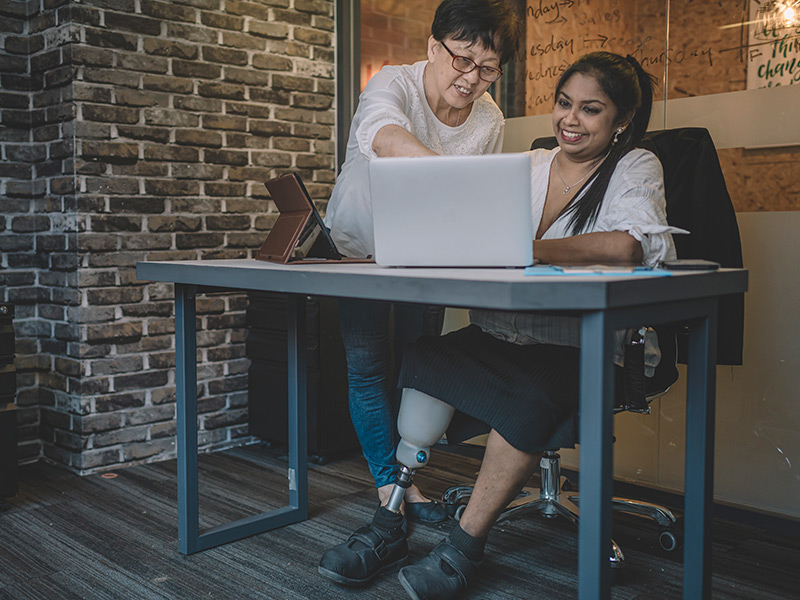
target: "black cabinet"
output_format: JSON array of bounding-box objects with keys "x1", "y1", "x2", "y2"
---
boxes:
[
  {"x1": 0, "y1": 303, "x2": 17, "y2": 498},
  {"x1": 246, "y1": 293, "x2": 358, "y2": 462}
]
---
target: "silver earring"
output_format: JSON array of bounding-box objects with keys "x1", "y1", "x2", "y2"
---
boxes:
[{"x1": 613, "y1": 127, "x2": 624, "y2": 145}]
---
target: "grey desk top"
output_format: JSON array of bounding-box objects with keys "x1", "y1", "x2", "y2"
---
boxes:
[{"x1": 136, "y1": 259, "x2": 748, "y2": 312}]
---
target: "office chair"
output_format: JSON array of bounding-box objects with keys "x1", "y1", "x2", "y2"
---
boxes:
[
  {"x1": 438, "y1": 127, "x2": 745, "y2": 569},
  {"x1": 441, "y1": 326, "x2": 680, "y2": 568}
]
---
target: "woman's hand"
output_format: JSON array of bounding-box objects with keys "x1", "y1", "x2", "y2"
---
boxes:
[
  {"x1": 372, "y1": 124, "x2": 438, "y2": 158},
  {"x1": 533, "y1": 231, "x2": 643, "y2": 265}
]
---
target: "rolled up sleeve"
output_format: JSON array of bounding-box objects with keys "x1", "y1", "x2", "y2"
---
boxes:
[
  {"x1": 597, "y1": 151, "x2": 687, "y2": 267},
  {"x1": 354, "y1": 70, "x2": 415, "y2": 160}
]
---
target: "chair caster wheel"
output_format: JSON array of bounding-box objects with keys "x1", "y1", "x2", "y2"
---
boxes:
[
  {"x1": 658, "y1": 525, "x2": 683, "y2": 552},
  {"x1": 442, "y1": 487, "x2": 471, "y2": 519},
  {"x1": 447, "y1": 504, "x2": 467, "y2": 523}
]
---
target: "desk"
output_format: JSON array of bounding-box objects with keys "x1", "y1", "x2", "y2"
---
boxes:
[{"x1": 135, "y1": 259, "x2": 748, "y2": 600}]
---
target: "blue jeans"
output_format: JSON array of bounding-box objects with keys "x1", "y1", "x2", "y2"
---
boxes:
[{"x1": 338, "y1": 298, "x2": 442, "y2": 488}]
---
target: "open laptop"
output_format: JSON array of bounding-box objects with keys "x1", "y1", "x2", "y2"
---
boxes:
[{"x1": 369, "y1": 153, "x2": 533, "y2": 267}]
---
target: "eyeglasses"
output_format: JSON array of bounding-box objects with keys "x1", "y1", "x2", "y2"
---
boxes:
[{"x1": 440, "y1": 41, "x2": 504, "y2": 83}]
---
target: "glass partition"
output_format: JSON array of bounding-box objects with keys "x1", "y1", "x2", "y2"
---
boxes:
[
  {"x1": 665, "y1": 0, "x2": 748, "y2": 99},
  {"x1": 665, "y1": 0, "x2": 800, "y2": 212},
  {"x1": 346, "y1": 0, "x2": 800, "y2": 211},
  {"x1": 520, "y1": 0, "x2": 667, "y2": 115},
  {"x1": 516, "y1": 0, "x2": 800, "y2": 113}
]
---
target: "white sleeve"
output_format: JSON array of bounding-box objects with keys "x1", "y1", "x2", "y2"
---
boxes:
[
  {"x1": 353, "y1": 69, "x2": 415, "y2": 160},
  {"x1": 597, "y1": 150, "x2": 686, "y2": 267}
]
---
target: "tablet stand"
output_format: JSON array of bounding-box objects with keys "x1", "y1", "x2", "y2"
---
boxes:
[{"x1": 256, "y1": 174, "x2": 355, "y2": 264}]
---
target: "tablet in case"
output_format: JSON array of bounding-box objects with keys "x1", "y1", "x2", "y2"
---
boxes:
[{"x1": 256, "y1": 173, "x2": 362, "y2": 264}]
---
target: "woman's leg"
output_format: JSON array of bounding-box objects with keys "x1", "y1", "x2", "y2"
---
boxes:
[
  {"x1": 338, "y1": 299, "x2": 446, "y2": 508},
  {"x1": 391, "y1": 303, "x2": 445, "y2": 505},
  {"x1": 458, "y1": 428, "x2": 540, "y2": 538},
  {"x1": 337, "y1": 298, "x2": 397, "y2": 491},
  {"x1": 397, "y1": 429, "x2": 540, "y2": 598},
  {"x1": 319, "y1": 300, "x2": 414, "y2": 587}
]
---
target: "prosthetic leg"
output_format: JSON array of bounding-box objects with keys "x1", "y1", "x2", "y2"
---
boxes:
[
  {"x1": 318, "y1": 390, "x2": 455, "y2": 586},
  {"x1": 385, "y1": 388, "x2": 455, "y2": 513}
]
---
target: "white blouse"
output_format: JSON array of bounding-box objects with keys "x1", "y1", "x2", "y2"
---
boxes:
[
  {"x1": 471, "y1": 147, "x2": 685, "y2": 367},
  {"x1": 530, "y1": 147, "x2": 677, "y2": 267},
  {"x1": 324, "y1": 60, "x2": 505, "y2": 258}
]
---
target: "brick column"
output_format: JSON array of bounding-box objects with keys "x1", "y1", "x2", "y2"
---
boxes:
[{"x1": 0, "y1": 0, "x2": 335, "y2": 474}]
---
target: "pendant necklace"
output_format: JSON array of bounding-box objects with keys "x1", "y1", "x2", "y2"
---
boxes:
[{"x1": 553, "y1": 151, "x2": 607, "y2": 195}]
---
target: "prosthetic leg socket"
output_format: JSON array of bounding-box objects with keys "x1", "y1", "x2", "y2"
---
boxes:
[{"x1": 385, "y1": 388, "x2": 455, "y2": 513}]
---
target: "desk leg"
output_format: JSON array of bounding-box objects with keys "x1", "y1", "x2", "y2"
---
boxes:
[
  {"x1": 175, "y1": 284, "x2": 199, "y2": 555},
  {"x1": 287, "y1": 295, "x2": 308, "y2": 517},
  {"x1": 683, "y1": 301, "x2": 717, "y2": 599},
  {"x1": 578, "y1": 311, "x2": 615, "y2": 600},
  {"x1": 174, "y1": 287, "x2": 309, "y2": 554}
]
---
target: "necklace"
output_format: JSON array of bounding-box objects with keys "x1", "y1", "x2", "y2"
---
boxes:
[
  {"x1": 454, "y1": 108, "x2": 462, "y2": 127},
  {"x1": 553, "y1": 151, "x2": 606, "y2": 195}
]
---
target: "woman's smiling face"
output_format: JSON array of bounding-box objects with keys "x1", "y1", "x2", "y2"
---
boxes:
[
  {"x1": 426, "y1": 36, "x2": 501, "y2": 111},
  {"x1": 552, "y1": 72, "x2": 629, "y2": 162}
]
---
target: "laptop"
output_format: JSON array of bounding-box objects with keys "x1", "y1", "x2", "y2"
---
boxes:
[{"x1": 369, "y1": 153, "x2": 533, "y2": 267}]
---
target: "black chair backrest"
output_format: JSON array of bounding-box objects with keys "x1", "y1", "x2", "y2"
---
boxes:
[{"x1": 530, "y1": 127, "x2": 745, "y2": 365}]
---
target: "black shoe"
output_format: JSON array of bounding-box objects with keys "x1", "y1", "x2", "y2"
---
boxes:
[
  {"x1": 318, "y1": 524, "x2": 409, "y2": 587},
  {"x1": 398, "y1": 540, "x2": 480, "y2": 600},
  {"x1": 405, "y1": 500, "x2": 448, "y2": 524}
]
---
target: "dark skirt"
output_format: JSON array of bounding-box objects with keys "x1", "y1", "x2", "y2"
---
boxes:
[{"x1": 397, "y1": 324, "x2": 580, "y2": 454}]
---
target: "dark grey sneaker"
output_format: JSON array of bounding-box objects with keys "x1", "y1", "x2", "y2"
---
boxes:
[
  {"x1": 405, "y1": 500, "x2": 448, "y2": 524},
  {"x1": 318, "y1": 524, "x2": 409, "y2": 587},
  {"x1": 398, "y1": 540, "x2": 481, "y2": 600}
]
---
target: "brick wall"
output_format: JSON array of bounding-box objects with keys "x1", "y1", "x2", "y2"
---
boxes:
[{"x1": 0, "y1": 0, "x2": 336, "y2": 474}]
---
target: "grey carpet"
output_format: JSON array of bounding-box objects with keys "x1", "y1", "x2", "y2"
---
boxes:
[{"x1": 1, "y1": 445, "x2": 798, "y2": 599}]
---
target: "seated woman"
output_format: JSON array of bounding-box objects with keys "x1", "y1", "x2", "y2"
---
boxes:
[{"x1": 320, "y1": 51, "x2": 682, "y2": 599}]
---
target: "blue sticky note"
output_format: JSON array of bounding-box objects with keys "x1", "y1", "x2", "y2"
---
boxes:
[{"x1": 524, "y1": 265, "x2": 673, "y2": 277}]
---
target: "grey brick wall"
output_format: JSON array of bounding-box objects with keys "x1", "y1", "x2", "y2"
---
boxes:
[{"x1": 0, "y1": 0, "x2": 335, "y2": 474}]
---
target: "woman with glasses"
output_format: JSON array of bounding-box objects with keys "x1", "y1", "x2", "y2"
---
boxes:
[{"x1": 321, "y1": 0, "x2": 521, "y2": 539}]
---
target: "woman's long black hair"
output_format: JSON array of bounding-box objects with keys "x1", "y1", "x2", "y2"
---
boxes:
[{"x1": 555, "y1": 52, "x2": 657, "y2": 235}]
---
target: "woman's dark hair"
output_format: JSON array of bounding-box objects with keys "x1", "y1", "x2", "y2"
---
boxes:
[
  {"x1": 431, "y1": 0, "x2": 522, "y2": 66},
  {"x1": 554, "y1": 52, "x2": 657, "y2": 235}
]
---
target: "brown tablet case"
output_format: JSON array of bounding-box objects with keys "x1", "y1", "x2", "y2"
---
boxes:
[{"x1": 256, "y1": 173, "x2": 371, "y2": 264}]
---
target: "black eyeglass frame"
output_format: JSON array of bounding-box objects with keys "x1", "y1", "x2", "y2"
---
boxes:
[{"x1": 439, "y1": 41, "x2": 504, "y2": 83}]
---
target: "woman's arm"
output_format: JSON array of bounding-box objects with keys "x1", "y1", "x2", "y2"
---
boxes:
[
  {"x1": 533, "y1": 230, "x2": 644, "y2": 265},
  {"x1": 355, "y1": 66, "x2": 440, "y2": 160},
  {"x1": 372, "y1": 124, "x2": 437, "y2": 157}
]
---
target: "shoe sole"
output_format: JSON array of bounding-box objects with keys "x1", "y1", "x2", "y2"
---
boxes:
[
  {"x1": 318, "y1": 555, "x2": 408, "y2": 587},
  {"x1": 406, "y1": 515, "x2": 449, "y2": 525},
  {"x1": 398, "y1": 569, "x2": 422, "y2": 600}
]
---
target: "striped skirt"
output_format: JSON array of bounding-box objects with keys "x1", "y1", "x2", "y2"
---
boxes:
[{"x1": 397, "y1": 324, "x2": 581, "y2": 454}]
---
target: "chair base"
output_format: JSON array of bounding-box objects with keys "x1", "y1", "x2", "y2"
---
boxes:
[{"x1": 441, "y1": 450, "x2": 683, "y2": 570}]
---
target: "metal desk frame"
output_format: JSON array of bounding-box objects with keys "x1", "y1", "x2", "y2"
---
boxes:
[{"x1": 136, "y1": 259, "x2": 748, "y2": 600}]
